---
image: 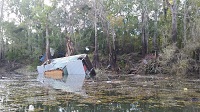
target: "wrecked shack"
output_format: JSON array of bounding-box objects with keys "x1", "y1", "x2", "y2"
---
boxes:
[{"x1": 37, "y1": 54, "x2": 96, "y2": 92}]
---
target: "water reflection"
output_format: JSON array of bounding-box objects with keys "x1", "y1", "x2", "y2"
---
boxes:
[{"x1": 37, "y1": 60, "x2": 86, "y2": 93}]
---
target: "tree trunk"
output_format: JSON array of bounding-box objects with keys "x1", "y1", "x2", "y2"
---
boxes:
[
  {"x1": 65, "y1": 37, "x2": 74, "y2": 57},
  {"x1": 163, "y1": 0, "x2": 168, "y2": 20},
  {"x1": 141, "y1": 11, "x2": 148, "y2": 57},
  {"x1": 191, "y1": 22, "x2": 196, "y2": 42},
  {"x1": 153, "y1": 1, "x2": 158, "y2": 50},
  {"x1": 146, "y1": 16, "x2": 149, "y2": 54},
  {"x1": 93, "y1": 0, "x2": 99, "y2": 68},
  {"x1": 105, "y1": 23, "x2": 112, "y2": 66},
  {"x1": 166, "y1": 0, "x2": 177, "y2": 43},
  {"x1": 98, "y1": 0, "x2": 117, "y2": 70},
  {"x1": 0, "y1": 0, "x2": 4, "y2": 60},
  {"x1": 45, "y1": 24, "x2": 50, "y2": 62},
  {"x1": 183, "y1": 0, "x2": 188, "y2": 46},
  {"x1": 171, "y1": 8, "x2": 177, "y2": 43},
  {"x1": 27, "y1": 24, "x2": 32, "y2": 54},
  {"x1": 112, "y1": 29, "x2": 117, "y2": 71}
]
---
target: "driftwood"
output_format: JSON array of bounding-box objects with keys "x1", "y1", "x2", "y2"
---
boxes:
[{"x1": 128, "y1": 62, "x2": 146, "y2": 74}]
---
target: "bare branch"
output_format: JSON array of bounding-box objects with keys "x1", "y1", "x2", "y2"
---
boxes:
[
  {"x1": 165, "y1": 0, "x2": 171, "y2": 7},
  {"x1": 165, "y1": 0, "x2": 173, "y2": 12}
]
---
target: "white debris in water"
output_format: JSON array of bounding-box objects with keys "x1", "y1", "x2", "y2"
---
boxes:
[{"x1": 28, "y1": 105, "x2": 34, "y2": 111}]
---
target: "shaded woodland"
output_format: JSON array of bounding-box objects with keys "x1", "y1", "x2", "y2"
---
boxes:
[{"x1": 0, "y1": 0, "x2": 200, "y2": 76}]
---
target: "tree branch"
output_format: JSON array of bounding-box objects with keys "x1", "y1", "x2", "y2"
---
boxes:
[
  {"x1": 166, "y1": 0, "x2": 173, "y2": 11},
  {"x1": 165, "y1": 0, "x2": 171, "y2": 7}
]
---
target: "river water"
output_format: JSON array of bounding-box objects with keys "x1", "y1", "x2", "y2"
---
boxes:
[{"x1": 0, "y1": 69, "x2": 200, "y2": 112}]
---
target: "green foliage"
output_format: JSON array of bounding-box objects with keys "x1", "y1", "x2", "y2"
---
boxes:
[
  {"x1": 172, "y1": 59, "x2": 189, "y2": 75},
  {"x1": 159, "y1": 36, "x2": 200, "y2": 76},
  {"x1": 6, "y1": 50, "x2": 23, "y2": 61},
  {"x1": 29, "y1": 59, "x2": 41, "y2": 71}
]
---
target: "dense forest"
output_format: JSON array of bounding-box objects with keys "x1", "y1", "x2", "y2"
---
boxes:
[{"x1": 0, "y1": 0, "x2": 200, "y2": 76}]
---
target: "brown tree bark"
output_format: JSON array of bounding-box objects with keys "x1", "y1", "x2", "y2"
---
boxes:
[
  {"x1": 65, "y1": 37, "x2": 74, "y2": 57},
  {"x1": 45, "y1": 24, "x2": 50, "y2": 62}
]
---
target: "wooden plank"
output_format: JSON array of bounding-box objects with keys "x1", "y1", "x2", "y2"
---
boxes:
[{"x1": 44, "y1": 69, "x2": 63, "y2": 79}]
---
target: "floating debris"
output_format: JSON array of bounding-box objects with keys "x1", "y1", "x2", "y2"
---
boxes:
[
  {"x1": 37, "y1": 54, "x2": 96, "y2": 93},
  {"x1": 28, "y1": 105, "x2": 34, "y2": 111}
]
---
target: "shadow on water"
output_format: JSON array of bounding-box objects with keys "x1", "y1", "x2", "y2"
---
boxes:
[{"x1": 0, "y1": 70, "x2": 200, "y2": 112}]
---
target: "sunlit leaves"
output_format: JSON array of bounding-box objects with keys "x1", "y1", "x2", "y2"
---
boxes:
[{"x1": 108, "y1": 15, "x2": 124, "y2": 28}]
